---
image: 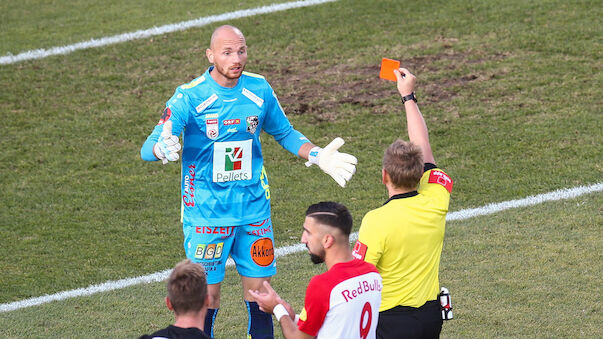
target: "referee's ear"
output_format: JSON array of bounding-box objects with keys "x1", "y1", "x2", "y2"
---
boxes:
[{"x1": 382, "y1": 168, "x2": 390, "y2": 185}]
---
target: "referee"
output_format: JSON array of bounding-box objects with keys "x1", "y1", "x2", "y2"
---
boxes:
[{"x1": 353, "y1": 67, "x2": 453, "y2": 339}]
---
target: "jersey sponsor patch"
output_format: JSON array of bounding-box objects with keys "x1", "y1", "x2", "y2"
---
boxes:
[
  {"x1": 196, "y1": 93, "x2": 218, "y2": 113},
  {"x1": 212, "y1": 140, "x2": 252, "y2": 182},
  {"x1": 206, "y1": 118, "x2": 219, "y2": 139},
  {"x1": 183, "y1": 164, "x2": 196, "y2": 207},
  {"x1": 428, "y1": 169, "x2": 453, "y2": 193},
  {"x1": 195, "y1": 226, "x2": 234, "y2": 236},
  {"x1": 194, "y1": 244, "x2": 206, "y2": 259},
  {"x1": 157, "y1": 107, "x2": 171, "y2": 125},
  {"x1": 204, "y1": 244, "x2": 216, "y2": 259},
  {"x1": 242, "y1": 88, "x2": 264, "y2": 107},
  {"x1": 352, "y1": 241, "x2": 368, "y2": 260},
  {"x1": 223, "y1": 119, "x2": 240, "y2": 125},
  {"x1": 247, "y1": 220, "x2": 272, "y2": 237},
  {"x1": 250, "y1": 237, "x2": 274, "y2": 267},
  {"x1": 335, "y1": 274, "x2": 382, "y2": 303},
  {"x1": 214, "y1": 242, "x2": 224, "y2": 259}
]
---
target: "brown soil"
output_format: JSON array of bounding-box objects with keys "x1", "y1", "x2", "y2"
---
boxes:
[{"x1": 266, "y1": 49, "x2": 508, "y2": 121}]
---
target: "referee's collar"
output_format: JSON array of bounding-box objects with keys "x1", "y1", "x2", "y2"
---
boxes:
[{"x1": 384, "y1": 191, "x2": 418, "y2": 205}]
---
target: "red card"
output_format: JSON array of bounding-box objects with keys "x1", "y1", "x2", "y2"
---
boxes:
[{"x1": 379, "y1": 58, "x2": 400, "y2": 81}]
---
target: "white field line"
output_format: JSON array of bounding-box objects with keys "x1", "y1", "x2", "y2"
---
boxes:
[
  {"x1": 1, "y1": 182, "x2": 601, "y2": 313},
  {"x1": 0, "y1": 0, "x2": 338, "y2": 65}
]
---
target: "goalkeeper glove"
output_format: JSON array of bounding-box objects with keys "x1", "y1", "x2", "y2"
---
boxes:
[
  {"x1": 305, "y1": 137, "x2": 357, "y2": 187},
  {"x1": 153, "y1": 120, "x2": 181, "y2": 164}
]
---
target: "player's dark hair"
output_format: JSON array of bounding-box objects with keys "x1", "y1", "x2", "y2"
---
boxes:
[
  {"x1": 305, "y1": 201, "x2": 353, "y2": 236},
  {"x1": 167, "y1": 259, "x2": 207, "y2": 315},
  {"x1": 383, "y1": 139, "x2": 424, "y2": 190}
]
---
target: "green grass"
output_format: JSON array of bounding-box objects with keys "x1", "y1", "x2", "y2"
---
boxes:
[
  {"x1": 0, "y1": 0, "x2": 601, "y2": 337},
  {"x1": 1, "y1": 194, "x2": 600, "y2": 338},
  {"x1": 0, "y1": 0, "x2": 294, "y2": 55}
]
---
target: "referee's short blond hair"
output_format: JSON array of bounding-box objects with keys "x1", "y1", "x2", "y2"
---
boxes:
[{"x1": 383, "y1": 139, "x2": 424, "y2": 190}]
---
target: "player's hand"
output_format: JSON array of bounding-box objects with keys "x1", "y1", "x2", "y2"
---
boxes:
[
  {"x1": 305, "y1": 137, "x2": 358, "y2": 187},
  {"x1": 248, "y1": 281, "x2": 280, "y2": 313},
  {"x1": 394, "y1": 67, "x2": 416, "y2": 97},
  {"x1": 153, "y1": 120, "x2": 181, "y2": 164}
]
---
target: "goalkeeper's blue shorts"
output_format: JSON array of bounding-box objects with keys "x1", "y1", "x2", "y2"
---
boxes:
[{"x1": 183, "y1": 218, "x2": 276, "y2": 284}]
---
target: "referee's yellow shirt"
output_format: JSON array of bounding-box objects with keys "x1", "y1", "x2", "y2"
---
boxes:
[{"x1": 354, "y1": 165, "x2": 452, "y2": 311}]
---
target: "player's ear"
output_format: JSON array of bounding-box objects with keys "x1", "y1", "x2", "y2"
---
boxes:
[
  {"x1": 204, "y1": 294, "x2": 210, "y2": 308},
  {"x1": 323, "y1": 233, "x2": 335, "y2": 249},
  {"x1": 165, "y1": 296, "x2": 174, "y2": 311},
  {"x1": 206, "y1": 48, "x2": 214, "y2": 63}
]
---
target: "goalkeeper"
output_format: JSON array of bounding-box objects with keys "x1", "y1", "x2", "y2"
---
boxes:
[{"x1": 140, "y1": 25, "x2": 356, "y2": 339}]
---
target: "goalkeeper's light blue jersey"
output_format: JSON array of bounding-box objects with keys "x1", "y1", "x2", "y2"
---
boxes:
[{"x1": 141, "y1": 67, "x2": 309, "y2": 226}]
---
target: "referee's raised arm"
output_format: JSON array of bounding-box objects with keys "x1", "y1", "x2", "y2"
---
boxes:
[{"x1": 394, "y1": 68, "x2": 436, "y2": 165}]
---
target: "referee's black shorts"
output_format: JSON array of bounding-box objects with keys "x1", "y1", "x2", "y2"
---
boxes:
[{"x1": 377, "y1": 300, "x2": 443, "y2": 339}]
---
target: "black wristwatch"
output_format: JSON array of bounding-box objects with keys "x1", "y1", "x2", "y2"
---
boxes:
[{"x1": 401, "y1": 91, "x2": 417, "y2": 104}]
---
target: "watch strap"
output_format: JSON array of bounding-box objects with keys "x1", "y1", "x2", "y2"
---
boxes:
[{"x1": 401, "y1": 91, "x2": 417, "y2": 104}]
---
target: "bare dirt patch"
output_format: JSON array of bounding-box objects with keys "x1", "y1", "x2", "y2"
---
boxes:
[{"x1": 264, "y1": 48, "x2": 508, "y2": 122}]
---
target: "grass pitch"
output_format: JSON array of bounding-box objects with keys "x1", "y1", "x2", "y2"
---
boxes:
[{"x1": 0, "y1": 0, "x2": 601, "y2": 337}]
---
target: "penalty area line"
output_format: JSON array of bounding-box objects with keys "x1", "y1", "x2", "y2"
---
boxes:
[
  {"x1": 1, "y1": 182, "x2": 601, "y2": 312},
  {"x1": 0, "y1": 0, "x2": 338, "y2": 65}
]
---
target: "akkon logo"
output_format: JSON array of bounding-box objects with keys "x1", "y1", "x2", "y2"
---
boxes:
[{"x1": 225, "y1": 147, "x2": 243, "y2": 171}]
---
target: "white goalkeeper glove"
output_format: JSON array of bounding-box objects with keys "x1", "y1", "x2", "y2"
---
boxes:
[
  {"x1": 153, "y1": 120, "x2": 181, "y2": 164},
  {"x1": 305, "y1": 137, "x2": 357, "y2": 187}
]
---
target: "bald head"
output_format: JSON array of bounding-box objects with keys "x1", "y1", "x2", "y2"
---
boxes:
[
  {"x1": 210, "y1": 25, "x2": 245, "y2": 49},
  {"x1": 206, "y1": 25, "x2": 248, "y2": 87}
]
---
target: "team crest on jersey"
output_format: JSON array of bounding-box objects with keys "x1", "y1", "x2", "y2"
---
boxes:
[
  {"x1": 206, "y1": 118, "x2": 219, "y2": 139},
  {"x1": 157, "y1": 107, "x2": 171, "y2": 125},
  {"x1": 246, "y1": 115, "x2": 259, "y2": 134}
]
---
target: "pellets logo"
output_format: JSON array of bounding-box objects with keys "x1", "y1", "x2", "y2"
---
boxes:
[
  {"x1": 212, "y1": 140, "x2": 252, "y2": 182},
  {"x1": 194, "y1": 244, "x2": 206, "y2": 259},
  {"x1": 225, "y1": 147, "x2": 243, "y2": 171},
  {"x1": 250, "y1": 238, "x2": 274, "y2": 267},
  {"x1": 157, "y1": 107, "x2": 171, "y2": 125}
]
